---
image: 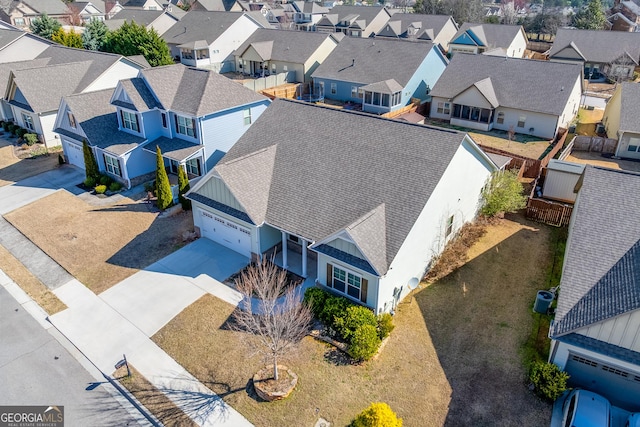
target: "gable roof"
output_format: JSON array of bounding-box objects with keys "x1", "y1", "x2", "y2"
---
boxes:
[
  {"x1": 430, "y1": 54, "x2": 581, "y2": 116},
  {"x1": 377, "y1": 13, "x2": 454, "y2": 40},
  {"x1": 311, "y1": 37, "x2": 439, "y2": 87},
  {"x1": 618, "y1": 82, "x2": 640, "y2": 134},
  {"x1": 194, "y1": 98, "x2": 476, "y2": 275},
  {"x1": 18, "y1": 0, "x2": 69, "y2": 15},
  {"x1": 114, "y1": 77, "x2": 161, "y2": 111},
  {"x1": 105, "y1": 9, "x2": 164, "y2": 29},
  {"x1": 234, "y1": 28, "x2": 335, "y2": 64},
  {"x1": 0, "y1": 27, "x2": 23, "y2": 48},
  {"x1": 322, "y1": 5, "x2": 387, "y2": 27},
  {"x1": 162, "y1": 11, "x2": 262, "y2": 46},
  {"x1": 56, "y1": 88, "x2": 145, "y2": 155},
  {"x1": 0, "y1": 57, "x2": 50, "y2": 92},
  {"x1": 451, "y1": 23, "x2": 524, "y2": 49},
  {"x1": 139, "y1": 63, "x2": 267, "y2": 116},
  {"x1": 549, "y1": 28, "x2": 640, "y2": 64},
  {"x1": 552, "y1": 167, "x2": 640, "y2": 337},
  {"x1": 192, "y1": 0, "x2": 239, "y2": 11},
  {"x1": 294, "y1": 1, "x2": 329, "y2": 14}
]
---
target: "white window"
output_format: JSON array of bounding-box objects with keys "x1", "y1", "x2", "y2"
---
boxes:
[
  {"x1": 68, "y1": 111, "x2": 77, "y2": 128},
  {"x1": 351, "y1": 86, "x2": 359, "y2": 98},
  {"x1": 283, "y1": 65, "x2": 288, "y2": 71},
  {"x1": 628, "y1": 137, "x2": 640, "y2": 152},
  {"x1": 176, "y1": 115, "x2": 195, "y2": 137},
  {"x1": 121, "y1": 110, "x2": 139, "y2": 132},
  {"x1": 332, "y1": 265, "x2": 362, "y2": 300},
  {"x1": 185, "y1": 158, "x2": 200, "y2": 175},
  {"x1": 104, "y1": 154, "x2": 121, "y2": 177},
  {"x1": 437, "y1": 102, "x2": 450, "y2": 115},
  {"x1": 271, "y1": 63, "x2": 276, "y2": 73},
  {"x1": 243, "y1": 108, "x2": 251, "y2": 126},
  {"x1": 22, "y1": 113, "x2": 34, "y2": 131},
  {"x1": 14, "y1": 18, "x2": 24, "y2": 26},
  {"x1": 517, "y1": 115, "x2": 526, "y2": 128},
  {"x1": 330, "y1": 83, "x2": 337, "y2": 95},
  {"x1": 496, "y1": 112, "x2": 505, "y2": 124},
  {"x1": 445, "y1": 215, "x2": 454, "y2": 238}
]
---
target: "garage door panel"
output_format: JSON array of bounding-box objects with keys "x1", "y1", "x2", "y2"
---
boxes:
[
  {"x1": 200, "y1": 209, "x2": 251, "y2": 258},
  {"x1": 566, "y1": 353, "x2": 640, "y2": 411},
  {"x1": 65, "y1": 140, "x2": 85, "y2": 169}
]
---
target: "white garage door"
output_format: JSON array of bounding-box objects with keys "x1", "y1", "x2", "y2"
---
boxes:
[
  {"x1": 200, "y1": 209, "x2": 251, "y2": 258},
  {"x1": 65, "y1": 140, "x2": 85, "y2": 169},
  {"x1": 566, "y1": 353, "x2": 640, "y2": 411}
]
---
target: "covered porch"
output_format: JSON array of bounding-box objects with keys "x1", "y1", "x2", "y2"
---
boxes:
[
  {"x1": 450, "y1": 103, "x2": 495, "y2": 131},
  {"x1": 361, "y1": 79, "x2": 403, "y2": 115},
  {"x1": 179, "y1": 40, "x2": 211, "y2": 68},
  {"x1": 261, "y1": 225, "x2": 317, "y2": 281}
]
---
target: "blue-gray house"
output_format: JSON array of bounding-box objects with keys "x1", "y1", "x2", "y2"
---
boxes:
[
  {"x1": 310, "y1": 37, "x2": 448, "y2": 115},
  {"x1": 54, "y1": 64, "x2": 270, "y2": 188}
]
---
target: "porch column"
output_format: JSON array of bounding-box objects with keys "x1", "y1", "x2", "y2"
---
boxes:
[
  {"x1": 281, "y1": 231, "x2": 288, "y2": 269},
  {"x1": 301, "y1": 238, "x2": 307, "y2": 278}
]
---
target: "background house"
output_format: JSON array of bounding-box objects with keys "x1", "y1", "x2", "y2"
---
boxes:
[
  {"x1": 283, "y1": 0, "x2": 329, "y2": 32},
  {"x1": 549, "y1": 165, "x2": 640, "y2": 412},
  {"x1": 187, "y1": 98, "x2": 497, "y2": 314},
  {"x1": 315, "y1": 5, "x2": 390, "y2": 38},
  {"x1": 105, "y1": 9, "x2": 183, "y2": 35},
  {"x1": 608, "y1": 0, "x2": 640, "y2": 32},
  {"x1": 0, "y1": 25, "x2": 52, "y2": 63},
  {"x1": 375, "y1": 13, "x2": 458, "y2": 52},
  {"x1": 190, "y1": 0, "x2": 243, "y2": 12},
  {"x1": 448, "y1": 23, "x2": 528, "y2": 58},
  {"x1": 429, "y1": 54, "x2": 582, "y2": 139},
  {"x1": 548, "y1": 28, "x2": 640, "y2": 82},
  {"x1": 311, "y1": 37, "x2": 447, "y2": 114},
  {"x1": 0, "y1": 0, "x2": 70, "y2": 30},
  {"x1": 602, "y1": 82, "x2": 640, "y2": 160}
]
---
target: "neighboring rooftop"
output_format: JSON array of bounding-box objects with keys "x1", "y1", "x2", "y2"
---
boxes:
[
  {"x1": 105, "y1": 9, "x2": 165, "y2": 30},
  {"x1": 234, "y1": 28, "x2": 335, "y2": 63},
  {"x1": 548, "y1": 28, "x2": 640, "y2": 64},
  {"x1": 376, "y1": 13, "x2": 454, "y2": 40},
  {"x1": 14, "y1": 0, "x2": 69, "y2": 15},
  {"x1": 552, "y1": 166, "x2": 640, "y2": 337},
  {"x1": 451, "y1": 23, "x2": 524, "y2": 49},
  {"x1": 192, "y1": 0, "x2": 239, "y2": 11},
  {"x1": 430, "y1": 54, "x2": 582, "y2": 115},
  {"x1": 161, "y1": 11, "x2": 268, "y2": 46},
  {"x1": 617, "y1": 82, "x2": 640, "y2": 134}
]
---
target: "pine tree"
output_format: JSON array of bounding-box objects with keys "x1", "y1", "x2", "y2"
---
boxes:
[
  {"x1": 155, "y1": 146, "x2": 173, "y2": 210},
  {"x1": 82, "y1": 139, "x2": 99, "y2": 181},
  {"x1": 573, "y1": 0, "x2": 607, "y2": 30},
  {"x1": 30, "y1": 14, "x2": 62, "y2": 40},
  {"x1": 82, "y1": 18, "x2": 109, "y2": 51},
  {"x1": 103, "y1": 21, "x2": 173, "y2": 67},
  {"x1": 177, "y1": 164, "x2": 191, "y2": 211}
]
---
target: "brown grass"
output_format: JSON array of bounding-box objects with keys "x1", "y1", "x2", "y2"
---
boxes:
[
  {"x1": 565, "y1": 151, "x2": 640, "y2": 173},
  {"x1": 5, "y1": 191, "x2": 194, "y2": 294},
  {"x1": 154, "y1": 214, "x2": 553, "y2": 427},
  {"x1": 114, "y1": 365, "x2": 197, "y2": 427},
  {"x1": 0, "y1": 139, "x2": 61, "y2": 187},
  {"x1": 469, "y1": 132, "x2": 550, "y2": 159},
  {"x1": 0, "y1": 245, "x2": 66, "y2": 315}
]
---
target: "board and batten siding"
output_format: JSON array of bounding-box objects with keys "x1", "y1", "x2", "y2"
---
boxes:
[
  {"x1": 376, "y1": 137, "x2": 495, "y2": 314},
  {"x1": 326, "y1": 237, "x2": 366, "y2": 259},
  {"x1": 83, "y1": 60, "x2": 142, "y2": 93},
  {"x1": 196, "y1": 175, "x2": 247, "y2": 213},
  {"x1": 574, "y1": 309, "x2": 640, "y2": 352}
]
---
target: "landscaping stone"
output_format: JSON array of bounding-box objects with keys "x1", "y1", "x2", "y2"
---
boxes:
[{"x1": 253, "y1": 365, "x2": 298, "y2": 402}]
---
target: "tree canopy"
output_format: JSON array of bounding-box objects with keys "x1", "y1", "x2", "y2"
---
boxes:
[
  {"x1": 51, "y1": 28, "x2": 83, "y2": 48},
  {"x1": 103, "y1": 21, "x2": 173, "y2": 67},
  {"x1": 573, "y1": 0, "x2": 607, "y2": 30},
  {"x1": 82, "y1": 18, "x2": 109, "y2": 51},
  {"x1": 30, "y1": 13, "x2": 62, "y2": 40}
]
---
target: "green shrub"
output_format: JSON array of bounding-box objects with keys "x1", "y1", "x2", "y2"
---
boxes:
[
  {"x1": 8, "y1": 124, "x2": 17, "y2": 134},
  {"x1": 24, "y1": 133, "x2": 38, "y2": 146},
  {"x1": 529, "y1": 361, "x2": 569, "y2": 401},
  {"x1": 334, "y1": 305, "x2": 377, "y2": 342},
  {"x1": 303, "y1": 287, "x2": 329, "y2": 318},
  {"x1": 109, "y1": 182, "x2": 122, "y2": 192},
  {"x1": 16, "y1": 128, "x2": 28, "y2": 138},
  {"x1": 95, "y1": 184, "x2": 107, "y2": 194},
  {"x1": 348, "y1": 324, "x2": 381, "y2": 361},
  {"x1": 376, "y1": 313, "x2": 395, "y2": 340},
  {"x1": 178, "y1": 165, "x2": 191, "y2": 210},
  {"x1": 143, "y1": 180, "x2": 156, "y2": 195},
  {"x1": 2, "y1": 121, "x2": 10, "y2": 132},
  {"x1": 319, "y1": 293, "x2": 352, "y2": 328},
  {"x1": 84, "y1": 177, "x2": 96, "y2": 188},
  {"x1": 351, "y1": 402, "x2": 402, "y2": 427},
  {"x1": 58, "y1": 153, "x2": 65, "y2": 165},
  {"x1": 99, "y1": 175, "x2": 112, "y2": 186}
]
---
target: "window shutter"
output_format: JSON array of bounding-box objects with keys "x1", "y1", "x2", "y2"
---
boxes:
[
  {"x1": 174, "y1": 114, "x2": 178, "y2": 132},
  {"x1": 326, "y1": 264, "x2": 333, "y2": 288},
  {"x1": 116, "y1": 158, "x2": 123, "y2": 177},
  {"x1": 120, "y1": 110, "x2": 124, "y2": 127},
  {"x1": 102, "y1": 153, "x2": 106, "y2": 170},
  {"x1": 192, "y1": 118, "x2": 197, "y2": 138},
  {"x1": 360, "y1": 278, "x2": 368, "y2": 303}
]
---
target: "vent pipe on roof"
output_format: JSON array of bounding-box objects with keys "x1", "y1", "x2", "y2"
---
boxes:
[{"x1": 352, "y1": 58, "x2": 354, "y2": 66}]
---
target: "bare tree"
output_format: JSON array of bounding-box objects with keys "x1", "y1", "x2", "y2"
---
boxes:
[
  {"x1": 232, "y1": 256, "x2": 312, "y2": 381},
  {"x1": 501, "y1": 1, "x2": 518, "y2": 25}
]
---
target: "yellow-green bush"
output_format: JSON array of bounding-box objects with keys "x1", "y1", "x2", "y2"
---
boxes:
[{"x1": 351, "y1": 402, "x2": 402, "y2": 427}]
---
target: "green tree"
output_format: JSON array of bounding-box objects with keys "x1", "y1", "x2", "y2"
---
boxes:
[
  {"x1": 103, "y1": 21, "x2": 173, "y2": 67},
  {"x1": 82, "y1": 18, "x2": 109, "y2": 51},
  {"x1": 480, "y1": 170, "x2": 527, "y2": 217},
  {"x1": 155, "y1": 146, "x2": 173, "y2": 210},
  {"x1": 51, "y1": 28, "x2": 83, "y2": 48},
  {"x1": 177, "y1": 164, "x2": 191, "y2": 210},
  {"x1": 82, "y1": 139, "x2": 100, "y2": 181},
  {"x1": 351, "y1": 402, "x2": 403, "y2": 427},
  {"x1": 573, "y1": 0, "x2": 607, "y2": 29},
  {"x1": 30, "y1": 13, "x2": 62, "y2": 40}
]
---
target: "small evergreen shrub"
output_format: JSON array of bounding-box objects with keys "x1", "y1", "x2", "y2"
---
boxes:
[
  {"x1": 334, "y1": 305, "x2": 378, "y2": 342},
  {"x1": 95, "y1": 184, "x2": 107, "y2": 194},
  {"x1": 303, "y1": 287, "x2": 329, "y2": 318},
  {"x1": 351, "y1": 402, "x2": 402, "y2": 427},
  {"x1": 143, "y1": 180, "x2": 156, "y2": 195},
  {"x1": 529, "y1": 361, "x2": 569, "y2": 401},
  {"x1": 24, "y1": 133, "x2": 38, "y2": 145},
  {"x1": 376, "y1": 313, "x2": 395, "y2": 340},
  {"x1": 84, "y1": 177, "x2": 96, "y2": 188},
  {"x1": 16, "y1": 128, "x2": 28, "y2": 138},
  {"x1": 319, "y1": 293, "x2": 352, "y2": 328},
  {"x1": 99, "y1": 175, "x2": 112, "y2": 186},
  {"x1": 109, "y1": 182, "x2": 122, "y2": 192},
  {"x1": 58, "y1": 153, "x2": 65, "y2": 165},
  {"x1": 8, "y1": 124, "x2": 18, "y2": 134},
  {"x1": 348, "y1": 324, "x2": 382, "y2": 361},
  {"x1": 2, "y1": 121, "x2": 10, "y2": 132}
]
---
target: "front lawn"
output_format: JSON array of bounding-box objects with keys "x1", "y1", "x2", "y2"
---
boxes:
[
  {"x1": 153, "y1": 214, "x2": 553, "y2": 426},
  {"x1": 0, "y1": 139, "x2": 61, "y2": 187}
]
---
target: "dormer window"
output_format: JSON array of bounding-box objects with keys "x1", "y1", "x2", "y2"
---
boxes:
[
  {"x1": 121, "y1": 110, "x2": 139, "y2": 132},
  {"x1": 68, "y1": 112, "x2": 77, "y2": 128}
]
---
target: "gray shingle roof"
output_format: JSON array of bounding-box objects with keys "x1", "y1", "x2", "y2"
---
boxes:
[
  {"x1": 193, "y1": 0, "x2": 239, "y2": 11},
  {"x1": 234, "y1": 28, "x2": 335, "y2": 64},
  {"x1": 311, "y1": 37, "x2": 437, "y2": 87},
  {"x1": 549, "y1": 28, "x2": 640, "y2": 65},
  {"x1": 105, "y1": 9, "x2": 164, "y2": 29},
  {"x1": 126, "y1": 54, "x2": 151, "y2": 68},
  {"x1": 144, "y1": 136, "x2": 203, "y2": 161},
  {"x1": 322, "y1": 5, "x2": 386, "y2": 27},
  {"x1": 377, "y1": 13, "x2": 453, "y2": 40},
  {"x1": 21, "y1": 0, "x2": 69, "y2": 14},
  {"x1": 557, "y1": 333, "x2": 640, "y2": 366},
  {"x1": 202, "y1": 98, "x2": 469, "y2": 275},
  {"x1": 117, "y1": 77, "x2": 162, "y2": 111},
  {"x1": 56, "y1": 88, "x2": 145, "y2": 155},
  {"x1": 552, "y1": 166, "x2": 640, "y2": 337},
  {"x1": 451, "y1": 23, "x2": 524, "y2": 49},
  {"x1": 617, "y1": 82, "x2": 640, "y2": 134},
  {"x1": 0, "y1": 58, "x2": 50, "y2": 96},
  {"x1": 0, "y1": 28, "x2": 23, "y2": 49},
  {"x1": 140, "y1": 64, "x2": 267, "y2": 117},
  {"x1": 430, "y1": 54, "x2": 582, "y2": 116},
  {"x1": 162, "y1": 11, "x2": 262, "y2": 46}
]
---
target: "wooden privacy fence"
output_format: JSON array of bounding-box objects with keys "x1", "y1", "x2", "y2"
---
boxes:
[
  {"x1": 526, "y1": 198, "x2": 573, "y2": 227},
  {"x1": 259, "y1": 83, "x2": 302, "y2": 100},
  {"x1": 572, "y1": 135, "x2": 618, "y2": 154},
  {"x1": 477, "y1": 144, "x2": 541, "y2": 178}
]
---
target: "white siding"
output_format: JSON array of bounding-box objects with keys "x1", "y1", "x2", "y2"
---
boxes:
[
  {"x1": 150, "y1": 13, "x2": 178, "y2": 36},
  {"x1": 0, "y1": 36, "x2": 50, "y2": 63},
  {"x1": 575, "y1": 309, "x2": 640, "y2": 352},
  {"x1": 83, "y1": 60, "x2": 142, "y2": 93},
  {"x1": 429, "y1": 96, "x2": 452, "y2": 120},
  {"x1": 207, "y1": 15, "x2": 263, "y2": 72},
  {"x1": 363, "y1": 9, "x2": 391, "y2": 38},
  {"x1": 542, "y1": 168, "x2": 582, "y2": 203},
  {"x1": 433, "y1": 18, "x2": 458, "y2": 52},
  {"x1": 616, "y1": 132, "x2": 640, "y2": 159},
  {"x1": 453, "y1": 86, "x2": 493, "y2": 109},
  {"x1": 376, "y1": 137, "x2": 495, "y2": 313},
  {"x1": 557, "y1": 75, "x2": 582, "y2": 131},
  {"x1": 506, "y1": 30, "x2": 528, "y2": 58},
  {"x1": 40, "y1": 112, "x2": 60, "y2": 148},
  {"x1": 303, "y1": 36, "x2": 338, "y2": 81},
  {"x1": 493, "y1": 107, "x2": 558, "y2": 139}
]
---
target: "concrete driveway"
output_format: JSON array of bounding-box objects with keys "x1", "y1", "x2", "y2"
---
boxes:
[{"x1": 0, "y1": 165, "x2": 85, "y2": 214}]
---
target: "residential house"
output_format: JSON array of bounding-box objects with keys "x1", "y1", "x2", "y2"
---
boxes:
[
  {"x1": 190, "y1": 0, "x2": 243, "y2": 12},
  {"x1": 429, "y1": 54, "x2": 582, "y2": 139},
  {"x1": 4, "y1": 45, "x2": 146, "y2": 147},
  {"x1": 186, "y1": 98, "x2": 498, "y2": 314},
  {"x1": 375, "y1": 13, "x2": 458, "y2": 52},
  {"x1": 548, "y1": 28, "x2": 640, "y2": 81},
  {"x1": 162, "y1": 11, "x2": 269, "y2": 71},
  {"x1": 69, "y1": 2, "x2": 106, "y2": 24},
  {"x1": 602, "y1": 82, "x2": 640, "y2": 160},
  {"x1": 0, "y1": 26, "x2": 52, "y2": 63},
  {"x1": 448, "y1": 23, "x2": 528, "y2": 58},
  {"x1": 315, "y1": 5, "x2": 391, "y2": 38},
  {"x1": 55, "y1": 64, "x2": 270, "y2": 188},
  {"x1": 237, "y1": 0, "x2": 282, "y2": 28},
  {"x1": 311, "y1": 37, "x2": 447, "y2": 114},
  {"x1": 233, "y1": 28, "x2": 338, "y2": 83},
  {"x1": 608, "y1": 0, "x2": 640, "y2": 32},
  {"x1": 0, "y1": 58, "x2": 49, "y2": 121},
  {"x1": 549, "y1": 165, "x2": 640, "y2": 412},
  {"x1": 117, "y1": 0, "x2": 165, "y2": 10},
  {"x1": 283, "y1": 1, "x2": 329, "y2": 32},
  {"x1": 106, "y1": 9, "x2": 182, "y2": 35},
  {"x1": 102, "y1": 0, "x2": 125, "y2": 18},
  {"x1": 0, "y1": 0, "x2": 70, "y2": 29}
]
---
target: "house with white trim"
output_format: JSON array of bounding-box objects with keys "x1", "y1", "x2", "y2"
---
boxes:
[
  {"x1": 448, "y1": 23, "x2": 527, "y2": 58},
  {"x1": 375, "y1": 13, "x2": 458, "y2": 52},
  {"x1": 315, "y1": 5, "x2": 390, "y2": 38},
  {"x1": 0, "y1": 25, "x2": 52, "y2": 63},
  {"x1": 602, "y1": 82, "x2": 640, "y2": 160}
]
